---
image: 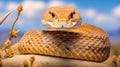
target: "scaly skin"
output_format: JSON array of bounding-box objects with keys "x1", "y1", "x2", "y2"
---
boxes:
[{"x1": 10, "y1": 7, "x2": 111, "y2": 62}]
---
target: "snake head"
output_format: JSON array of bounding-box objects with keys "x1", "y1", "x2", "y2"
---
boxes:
[{"x1": 41, "y1": 7, "x2": 82, "y2": 29}]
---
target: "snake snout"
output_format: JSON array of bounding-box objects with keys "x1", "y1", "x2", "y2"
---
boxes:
[{"x1": 41, "y1": 19, "x2": 79, "y2": 29}]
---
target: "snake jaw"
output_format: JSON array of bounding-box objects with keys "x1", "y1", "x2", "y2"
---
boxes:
[
  {"x1": 41, "y1": 19, "x2": 81, "y2": 29},
  {"x1": 65, "y1": 21, "x2": 79, "y2": 28}
]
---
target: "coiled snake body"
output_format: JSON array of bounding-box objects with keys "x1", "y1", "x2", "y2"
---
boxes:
[{"x1": 11, "y1": 7, "x2": 111, "y2": 62}]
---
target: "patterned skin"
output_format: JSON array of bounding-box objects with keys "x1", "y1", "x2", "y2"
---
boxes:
[{"x1": 10, "y1": 7, "x2": 111, "y2": 62}]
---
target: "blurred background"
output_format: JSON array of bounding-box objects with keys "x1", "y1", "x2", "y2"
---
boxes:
[{"x1": 0, "y1": 0, "x2": 120, "y2": 46}]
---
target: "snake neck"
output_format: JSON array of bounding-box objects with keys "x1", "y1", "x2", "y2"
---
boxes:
[{"x1": 48, "y1": 23, "x2": 108, "y2": 38}]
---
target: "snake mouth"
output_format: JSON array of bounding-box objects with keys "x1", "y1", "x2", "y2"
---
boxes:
[{"x1": 41, "y1": 19, "x2": 81, "y2": 29}]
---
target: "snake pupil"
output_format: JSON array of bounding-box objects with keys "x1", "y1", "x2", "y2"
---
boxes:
[
  {"x1": 49, "y1": 11, "x2": 55, "y2": 18},
  {"x1": 69, "y1": 11, "x2": 75, "y2": 19}
]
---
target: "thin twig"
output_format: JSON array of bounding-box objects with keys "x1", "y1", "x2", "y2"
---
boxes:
[
  {"x1": 0, "y1": 10, "x2": 13, "y2": 25},
  {"x1": 0, "y1": 4, "x2": 23, "y2": 58}
]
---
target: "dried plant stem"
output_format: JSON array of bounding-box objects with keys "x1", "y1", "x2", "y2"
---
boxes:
[
  {"x1": 29, "y1": 56, "x2": 35, "y2": 67},
  {"x1": 0, "y1": 10, "x2": 13, "y2": 25},
  {"x1": 10, "y1": 11, "x2": 20, "y2": 40},
  {"x1": 22, "y1": 59, "x2": 29, "y2": 67},
  {"x1": 0, "y1": 4, "x2": 23, "y2": 58},
  {"x1": 5, "y1": 11, "x2": 21, "y2": 57}
]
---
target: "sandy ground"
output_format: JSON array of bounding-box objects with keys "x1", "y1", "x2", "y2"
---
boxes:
[{"x1": 1, "y1": 55, "x2": 112, "y2": 67}]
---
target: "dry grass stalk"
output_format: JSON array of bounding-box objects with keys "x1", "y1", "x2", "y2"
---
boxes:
[
  {"x1": 0, "y1": 10, "x2": 13, "y2": 25},
  {"x1": 110, "y1": 55, "x2": 118, "y2": 67},
  {"x1": 111, "y1": 55, "x2": 117, "y2": 64},
  {"x1": 118, "y1": 55, "x2": 120, "y2": 62},
  {"x1": 0, "y1": 4, "x2": 23, "y2": 58},
  {"x1": 22, "y1": 60, "x2": 29, "y2": 67},
  {"x1": 0, "y1": 10, "x2": 13, "y2": 58},
  {"x1": 29, "y1": 56, "x2": 35, "y2": 67},
  {"x1": 17, "y1": 4, "x2": 23, "y2": 13},
  {"x1": 117, "y1": 55, "x2": 120, "y2": 67}
]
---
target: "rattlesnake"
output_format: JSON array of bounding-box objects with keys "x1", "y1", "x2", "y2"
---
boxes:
[{"x1": 10, "y1": 7, "x2": 111, "y2": 62}]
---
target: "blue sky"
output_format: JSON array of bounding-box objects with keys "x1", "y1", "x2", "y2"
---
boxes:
[{"x1": 0, "y1": 0, "x2": 120, "y2": 44}]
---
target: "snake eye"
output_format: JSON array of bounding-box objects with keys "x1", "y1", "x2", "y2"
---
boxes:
[
  {"x1": 69, "y1": 11, "x2": 75, "y2": 19},
  {"x1": 49, "y1": 11, "x2": 55, "y2": 18}
]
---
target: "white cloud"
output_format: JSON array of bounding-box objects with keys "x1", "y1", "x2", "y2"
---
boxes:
[
  {"x1": 6, "y1": 2, "x2": 18, "y2": 10},
  {"x1": 95, "y1": 14, "x2": 116, "y2": 23},
  {"x1": 6, "y1": 1, "x2": 76, "y2": 18},
  {"x1": 82, "y1": 9, "x2": 96, "y2": 19},
  {"x1": 79, "y1": 8, "x2": 120, "y2": 31},
  {"x1": 48, "y1": 1, "x2": 76, "y2": 7},
  {"x1": 6, "y1": 1, "x2": 45, "y2": 18},
  {"x1": 112, "y1": 5, "x2": 120, "y2": 18},
  {"x1": 22, "y1": 1, "x2": 45, "y2": 17},
  {"x1": 48, "y1": 1, "x2": 66, "y2": 7},
  {"x1": 81, "y1": 9, "x2": 117, "y2": 23}
]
